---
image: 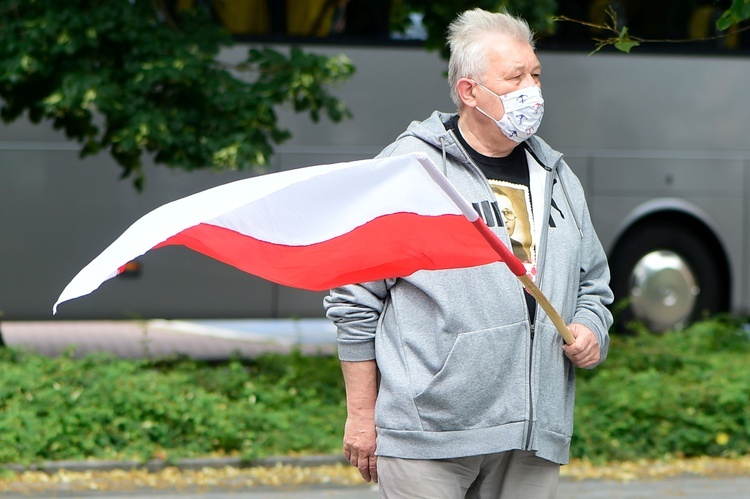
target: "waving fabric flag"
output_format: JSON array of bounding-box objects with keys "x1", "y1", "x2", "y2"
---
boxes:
[
  {"x1": 53, "y1": 153, "x2": 525, "y2": 314},
  {"x1": 52, "y1": 152, "x2": 576, "y2": 344}
]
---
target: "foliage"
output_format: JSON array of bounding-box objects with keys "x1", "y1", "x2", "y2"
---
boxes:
[
  {"x1": 573, "y1": 315, "x2": 750, "y2": 462},
  {"x1": 0, "y1": 348, "x2": 345, "y2": 464},
  {"x1": 718, "y1": 0, "x2": 750, "y2": 31},
  {"x1": 0, "y1": 316, "x2": 749, "y2": 466},
  {"x1": 0, "y1": 0, "x2": 354, "y2": 190}
]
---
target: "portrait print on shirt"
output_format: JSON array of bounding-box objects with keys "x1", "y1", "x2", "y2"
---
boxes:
[{"x1": 489, "y1": 181, "x2": 536, "y2": 276}]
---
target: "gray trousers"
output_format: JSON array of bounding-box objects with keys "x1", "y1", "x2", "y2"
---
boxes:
[{"x1": 377, "y1": 450, "x2": 560, "y2": 499}]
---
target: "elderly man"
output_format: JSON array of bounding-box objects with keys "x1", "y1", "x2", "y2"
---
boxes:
[{"x1": 324, "y1": 8, "x2": 613, "y2": 498}]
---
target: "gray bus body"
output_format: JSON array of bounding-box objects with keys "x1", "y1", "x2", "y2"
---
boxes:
[{"x1": 2, "y1": 44, "x2": 748, "y2": 330}]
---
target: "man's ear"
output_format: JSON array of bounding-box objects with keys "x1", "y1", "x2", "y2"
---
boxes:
[{"x1": 456, "y1": 78, "x2": 477, "y2": 108}]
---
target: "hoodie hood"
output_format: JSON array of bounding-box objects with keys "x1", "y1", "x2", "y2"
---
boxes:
[{"x1": 396, "y1": 111, "x2": 564, "y2": 174}]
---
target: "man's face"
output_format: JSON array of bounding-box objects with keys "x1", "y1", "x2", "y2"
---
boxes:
[{"x1": 475, "y1": 34, "x2": 542, "y2": 123}]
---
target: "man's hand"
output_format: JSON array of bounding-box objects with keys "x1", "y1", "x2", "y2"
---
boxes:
[
  {"x1": 344, "y1": 413, "x2": 378, "y2": 483},
  {"x1": 562, "y1": 323, "x2": 600, "y2": 368},
  {"x1": 340, "y1": 360, "x2": 379, "y2": 483}
]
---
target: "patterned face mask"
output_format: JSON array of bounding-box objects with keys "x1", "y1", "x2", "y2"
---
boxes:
[{"x1": 474, "y1": 83, "x2": 545, "y2": 143}]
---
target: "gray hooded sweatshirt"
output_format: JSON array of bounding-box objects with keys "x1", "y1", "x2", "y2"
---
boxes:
[{"x1": 324, "y1": 111, "x2": 613, "y2": 465}]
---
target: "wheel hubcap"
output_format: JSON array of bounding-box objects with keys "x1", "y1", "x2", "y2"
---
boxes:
[{"x1": 629, "y1": 250, "x2": 700, "y2": 332}]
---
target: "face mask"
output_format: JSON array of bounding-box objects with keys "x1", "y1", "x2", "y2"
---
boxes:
[{"x1": 475, "y1": 83, "x2": 545, "y2": 143}]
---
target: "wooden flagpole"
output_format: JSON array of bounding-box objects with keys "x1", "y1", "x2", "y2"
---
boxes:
[
  {"x1": 516, "y1": 273, "x2": 575, "y2": 345},
  {"x1": 470, "y1": 219, "x2": 575, "y2": 345},
  {"x1": 413, "y1": 154, "x2": 575, "y2": 345}
]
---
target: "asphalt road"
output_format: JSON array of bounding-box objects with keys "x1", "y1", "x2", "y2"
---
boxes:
[{"x1": 6, "y1": 476, "x2": 750, "y2": 499}]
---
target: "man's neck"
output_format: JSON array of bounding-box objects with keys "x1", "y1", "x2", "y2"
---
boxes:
[{"x1": 457, "y1": 114, "x2": 517, "y2": 158}]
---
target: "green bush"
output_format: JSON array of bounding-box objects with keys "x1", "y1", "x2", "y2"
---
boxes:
[
  {"x1": 0, "y1": 349, "x2": 346, "y2": 464},
  {"x1": 572, "y1": 315, "x2": 750, "y2": 462},
  {"x1": 0, "y1": 316, "x2": 748, "y2": 466}
]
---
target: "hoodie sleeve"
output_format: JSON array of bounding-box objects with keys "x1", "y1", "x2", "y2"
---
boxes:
[
  {"x1": 324, "y1": 279, "x2": 394, "y2": 362},
  {"x1": 566, "y1": 169, "x2": 614, "y2": 368}
]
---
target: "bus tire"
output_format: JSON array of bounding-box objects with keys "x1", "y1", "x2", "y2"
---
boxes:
[{"x1": 609, "y1": 223, "x2": 726, "y2": 333}]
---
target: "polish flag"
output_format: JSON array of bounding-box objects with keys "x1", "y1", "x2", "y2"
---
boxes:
[{"x1": 53, "y1": 153, "x2": 525, "y2": 314}]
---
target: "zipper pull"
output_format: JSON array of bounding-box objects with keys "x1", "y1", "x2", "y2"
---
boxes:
[{"x1": 530, "y1": 324, "x2": 535, "y2": 340}]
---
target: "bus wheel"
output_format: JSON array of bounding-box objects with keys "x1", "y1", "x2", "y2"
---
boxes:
[{"x1": 609, "y1": 223, "x2": 726, "y2": 333}]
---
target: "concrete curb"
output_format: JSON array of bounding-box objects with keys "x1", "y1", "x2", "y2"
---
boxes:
[{"x1": 2, "y1": 454, "x2": 349, "y2": 474}]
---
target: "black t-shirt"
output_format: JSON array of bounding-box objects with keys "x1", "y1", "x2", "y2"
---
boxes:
[
  {"x1": 447, "y1": 116, "x2": 531, "y2": 188},
  {"x1": 446, "y1": 116, "x2": 538, "y2": 323}
]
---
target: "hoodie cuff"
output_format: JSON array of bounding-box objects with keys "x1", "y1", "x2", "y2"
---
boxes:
[{"x1": 337, "y1": 337, "x2": 376, "y2": 362}]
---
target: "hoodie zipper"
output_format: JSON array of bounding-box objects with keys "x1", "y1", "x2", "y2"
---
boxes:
[
  {"x1": 519, "y1": 142, "x2": 564, "y2": 450},
  {"x1": 441, "y1": 132, "x2": 568, "y2": 451},
  {"x1": 524, "y1": 322, "x2": 536, "y2": 449}
]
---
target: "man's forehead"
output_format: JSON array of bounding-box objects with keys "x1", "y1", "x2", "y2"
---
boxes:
[{"x1": 484, "y1": 35, "x2": 537, "y2": 63}]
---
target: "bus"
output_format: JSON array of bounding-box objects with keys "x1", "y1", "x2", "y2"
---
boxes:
[{"x1": 1, "y1": 1, "x2": 748, "y2": 332}]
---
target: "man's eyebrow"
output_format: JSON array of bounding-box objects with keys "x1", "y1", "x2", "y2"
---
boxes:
[{"x1": 504, "y1": 62, "x2": 542, "y2": 73}]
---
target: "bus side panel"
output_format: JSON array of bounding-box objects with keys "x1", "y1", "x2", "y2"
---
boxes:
[{"x1": 539, "y1": 52, "x2": 750, "y2": 318}]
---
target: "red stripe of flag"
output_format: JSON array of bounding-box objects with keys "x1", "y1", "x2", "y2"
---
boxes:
[{"x1": 155, "y1": 213, "x2": 511, "y2": 290}]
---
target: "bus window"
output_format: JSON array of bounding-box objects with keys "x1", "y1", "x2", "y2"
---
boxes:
[
  {"x1": 545, "y1": 0, "x2": 747, "y2": 54},
  {"x1": 212, "y1": 0, "x2": 271, "y2": 35},
  {"x1": 201, "y1": 0, "x2": 396, "y2": 41}
]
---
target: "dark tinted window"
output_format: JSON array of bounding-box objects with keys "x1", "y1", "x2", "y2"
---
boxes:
[{"x1": 541, "y1": 0, "x2": 749, "y2": 55}]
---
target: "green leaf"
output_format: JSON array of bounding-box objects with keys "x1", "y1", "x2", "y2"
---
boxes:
[
  {"x1": 614, "y1": 40, "x2": 640, "y2": 53},
  {"x1": 612, "y1": 26, "x2": 640, "y2": 53},
  {"x1": 717, "y1": 0, "x2": 750, "y2": 31}
]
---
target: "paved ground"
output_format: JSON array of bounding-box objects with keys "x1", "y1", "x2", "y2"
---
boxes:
[
  {"x1": 2, "y1": 319, "x2": 750, "y2": 498},
  {"x1": 4, "y1": 476, "x2": 750, "y2": 498},
  {"x1": 0, "y1": 318, "x2": 336, "y2": 359}
]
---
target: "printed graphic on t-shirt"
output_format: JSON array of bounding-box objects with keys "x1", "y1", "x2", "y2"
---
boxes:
[{"x1": 488, "y1": 180, "x2": 536, "y2": 278}]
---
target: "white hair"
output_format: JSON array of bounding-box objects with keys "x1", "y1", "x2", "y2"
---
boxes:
[{"x1": 447, "y1": 9, "x2": 535, "y2": 108}]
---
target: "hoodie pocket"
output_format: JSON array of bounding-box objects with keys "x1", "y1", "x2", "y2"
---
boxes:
[
  {"x1": 412, "y1": 323, "x2": 528, "y2": 431},
  {"x1": 533, "y1": 322, "x2": 576, "y2": 437}
]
